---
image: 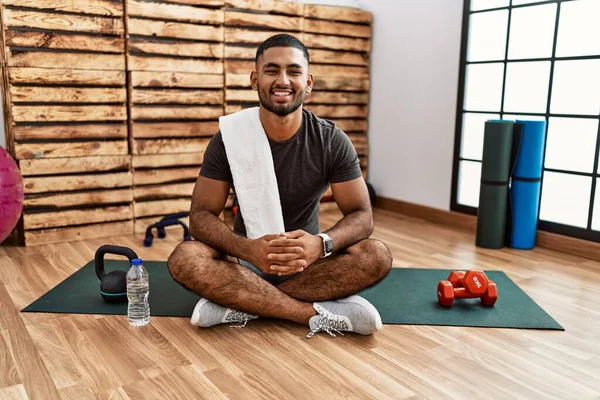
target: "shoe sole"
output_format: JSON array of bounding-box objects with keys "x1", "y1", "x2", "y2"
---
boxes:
[
  {"x1": 336, "y1": 295, "x2": 383, "y2": 331},
  {"x1": 191, "y1": 297, "x2": 209, "y2": 326}
]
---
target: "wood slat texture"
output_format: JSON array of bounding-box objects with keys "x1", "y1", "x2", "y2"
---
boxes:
[
  {"x1": 348, "y1": 133, "x2": 368, "y2": 155},
  {"x1": 132, "y1": 89, "x2": 223, "y2": 105},
  {"x1": 128, "y1": 57, "x2": 223, "y2": 74},
  {"x1": 134, "y1": 183, "x2": 196, "y2": 200},
  {"x1": 23, "y1": 220, "x2": 133, "y2": 246},
  {"x1": 22, "y1": 172, "x2": 132, "y2": 194},
  {"x1": 129, "y1": 39, "x2": 223, "y2": 58},
  {"x1": 2, "y1": 0, "x2": 124, "y2": 17},
  {"x1": 12, "y1": 105, "x2": 127, "y2": 122},
  {"x1": 309, "y1": 48, "x2": 369, "y2": 66},
  {"x1": 132, "y1": 153, "x2": 205, "y2": 168},
  {"x1": 305, "y1": 91, "x2": 369, "y2": 105},
  {"x1": 225, "y1": 11, "x2": 302, "y2": 31},
  {"x1": 5, "y1": 31, "x2": 124, "y2": 53},
  {"x1": 132, "y1": 122, "x2": 218, "y2": 138},
  {"x1": 133, "y1": 167, "x2": 200, "y2": 186},
  {"x1": 128, "y1": 18, "x2": 223, "y2": 41},
  {"x1": 7, "y1": 51, "x2": 125, "y2": 70},
  {"x1": 225, "y1": 89, "x2": 257, "y2": 103},
  {"x1": 13, "y1": 124, "x2": 127, "y2": 141},
  {"x1": 166, "y1": 0, "x2": 224, "y2": 5},
  {"x1": 304, "y1": 4, "x2": 372, "y2": 24},
  {"x1": 301, "y1": 2, "x2": 371, "y2": 165},
  {"x1": 225, "y1": 28, "x2": 304, "y2": 44},
  {"x1": 127, "y1": 0, "x2": 225, "y2": 233},
  {"x1": 131, "y1": 105, "x2": 223, "y2": 120},
  {"x1": 15, "y1": 141, "x2": 128, "y2": 160},
  {"x1": 132, "y1": 71, "x2": 223, "y2": 88},
  {"x1": 3, "y1": 9, "x2": 124, "y2": 35},
  {"x1": 304, "y1": 18, "x2": 371, "y2": 38},
  {"x1": 19, "y1": 155, "x2": 131, "y2": 176},
  {"x1": 23, "y1": 205, "x2": 132, "y2": 230},
  {"x1": 225, "y1": 0, "x2": 303, "y2": 16},
  {"x1": 134, "y1": 199, "x2": 191, "y2": 218},
  {"x1": 304, "y1": 105, "x2": 368, "y2": 118},
  {"x1": 23, "y1": 189, "x2": 133, "y2": 209},
  {"x1": 334, "y1": 119, "x2": 368, "y2": 132},
  {"x1": 312, "y1": 76, "x2": 369, "y2": 92},
  {"x1": 303, "y1": 33, "x2": 370, "y2": 52},
  {"x1": 10, "y1": 86, "x2": 126, "y2": 103},
  {"x1": 8, "y1": 67, "x2": 125, "y2": 86},
  {"x1": 128, "y1": 0, "x2": 223, "y2": 24}
]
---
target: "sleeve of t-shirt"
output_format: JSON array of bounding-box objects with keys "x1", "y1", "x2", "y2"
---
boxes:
[
  {"x1": 330, "y1": 127, "x2": 363, "y2": 183},
  {"x1": 199, "y1": 131, "x2": 233, "y2": 182}
]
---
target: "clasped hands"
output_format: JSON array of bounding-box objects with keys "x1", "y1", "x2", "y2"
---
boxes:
[{"x1": 249, "y1": 229, "x2": 323, "y2": 276}]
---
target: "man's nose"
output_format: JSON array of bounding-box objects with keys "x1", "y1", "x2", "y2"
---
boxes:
[{"x1": 276, "y1": 72, "x2": 290, "y2": 86}]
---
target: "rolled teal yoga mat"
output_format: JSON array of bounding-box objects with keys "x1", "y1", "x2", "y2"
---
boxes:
[
  {"x1": 510, "y1": 120, "x2": 547, "y2": 249},
  {"x1": 21, "y1": 261, "x2": 564, "y2": 330}
]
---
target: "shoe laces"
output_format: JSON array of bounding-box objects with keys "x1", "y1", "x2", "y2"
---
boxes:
[
  {"x1": 306, "y1": 310, "x2": 349, "y2": 338},
  {"x1": 225, "y1": 309, "x2": 255, "y2": 328}
]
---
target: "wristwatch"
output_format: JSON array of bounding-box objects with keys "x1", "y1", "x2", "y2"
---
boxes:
[{"x1": 317, "y1": 233, "x2": 334, "y2": 258}]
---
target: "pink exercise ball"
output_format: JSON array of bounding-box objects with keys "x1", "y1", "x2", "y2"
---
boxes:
[{"x1": 0, "y1": 146, "x2": 24, "y2": 244}]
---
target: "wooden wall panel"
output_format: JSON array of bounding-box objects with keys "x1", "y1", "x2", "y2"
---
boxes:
[
  {"x1": 1, "y1": 0, "x2": 372, "y2": 245},
  {"x1": 0, "y1": 1, "x2": 133, "y2": 246},
  {"x1": 126, "y1": 0, "x2": 225, "y2": 228},
  {"x1": 302, "y1": 4, "x2": 372, "y2": 182}
]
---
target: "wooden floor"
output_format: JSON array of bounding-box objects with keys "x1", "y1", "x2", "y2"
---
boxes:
[{"x1": 1, "y1": 207, "x2": 599, "y2": 400}]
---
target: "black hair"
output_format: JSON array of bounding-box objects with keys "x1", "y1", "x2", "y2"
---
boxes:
[{"x1": 255, "y1": 33, "x2": 310, "y2": 64}]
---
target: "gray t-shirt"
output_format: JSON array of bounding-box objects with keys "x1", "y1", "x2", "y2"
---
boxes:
[{"x1": 200, "y1": 108, "x2": 362, "y2": 237}]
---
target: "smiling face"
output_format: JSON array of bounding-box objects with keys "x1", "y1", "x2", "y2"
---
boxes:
[{"x1": 251, "y1": 46, "x2": 314, "y2": 117}]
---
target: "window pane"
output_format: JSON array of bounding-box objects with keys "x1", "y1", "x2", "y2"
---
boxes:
[
  {"x1": 468, "y1": 10, "x2": 509, "y2": 62},
  {"x1": 593, "y1": 183, "x2": 600, "y2": 231},
  {"x1": 460, "y1": 113, "x2": 500, "y2": 160},
  {"x1": 545, "y1": 117, "x2": 598, "y2": 173},
  {"x1": 471, "y1": 0, "x2": 509, "y2": 11},
  {"x1": 508, "y1": 4, "x2": 556, "y2": 60},
  {"x1": 550, "y1": 60, "x2": 600, "y2": 116},
  {"x1": 539, "y1": 171, "x2": 592, "y2": 228},
  {"x1": 556, "y1": 0, "x2": 600, "y2": 57},
  {"x1": 464, "y1": 63, "x2": 504, "y2": 111},
  {"x1": 502, "y1": 114, "x2": 546, "y2": 121},
  {"x1": 503, "y1": 61, "x2": 550, "y2": 113},
  {"x1": 457, "y1": 160, "x2": 481, "y2": 207},
  {"x1": 512, "y1": 0, "x2": 544, "y2": 5}
]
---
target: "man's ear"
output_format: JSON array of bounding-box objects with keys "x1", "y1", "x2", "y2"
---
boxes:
[
  {"x1": 250, "y1": 71, "x2": 258, "y2": 91},
  {"x1": 306, "y1": 72, "x2": 314, "y2": 93}
]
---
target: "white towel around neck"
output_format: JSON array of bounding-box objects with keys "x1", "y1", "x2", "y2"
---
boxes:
[{"x1": 218, "y1": 107, "x2": 285, "y2": 239}]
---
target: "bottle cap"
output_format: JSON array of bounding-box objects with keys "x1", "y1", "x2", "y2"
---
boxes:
[{"x1": 131, "y1": 258, "x2": 143, "y2": 265}]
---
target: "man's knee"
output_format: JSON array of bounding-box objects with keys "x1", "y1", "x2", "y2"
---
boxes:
[
  {"x1": 351, "y1": 238, "x2": 393, "y2": 278},
  {"x1": 167, "y1": 240, "x2": 218, "y2": 284}
]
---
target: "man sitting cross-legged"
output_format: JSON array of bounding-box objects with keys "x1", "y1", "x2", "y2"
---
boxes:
[{"x1": 167, "y1": 34, "x2": 393, "y2": 338}]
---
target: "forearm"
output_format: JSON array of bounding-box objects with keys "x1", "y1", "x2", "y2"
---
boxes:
[
  {"x1": 323, "y1": 208, "x2": 374, "y2": 253},
  {"x1": 189, "y1": 209, "x2": 251, "y2": 259}
]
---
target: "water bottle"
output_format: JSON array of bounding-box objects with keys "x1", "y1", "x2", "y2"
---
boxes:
[{"x1": 126, "y1": 258, "x2": 150, "y2": 326}]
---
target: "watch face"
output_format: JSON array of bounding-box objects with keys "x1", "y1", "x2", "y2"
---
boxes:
[{"x1": 325, "y1": 239, "x2": 334, "y2": 253}]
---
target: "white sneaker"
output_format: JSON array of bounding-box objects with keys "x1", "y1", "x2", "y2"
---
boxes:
[
  {"x1": 307, "y1": 295, "x2": 383, "y2": 338},
  {"x1": 191, "y1": 298, "x2": 258, "y2": 328}
]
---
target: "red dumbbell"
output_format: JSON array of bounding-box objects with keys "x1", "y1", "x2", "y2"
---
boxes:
[
  {"x1": 448, "y1": 271, "x2": 466, "y2": 287},
  {"x1": 437, "y1": 270, "x2": 498, "y2": 307}
]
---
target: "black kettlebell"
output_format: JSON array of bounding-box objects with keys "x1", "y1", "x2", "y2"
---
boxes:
[{"x1": 95, "y1": 245, "x2": 139, "y2": 303}]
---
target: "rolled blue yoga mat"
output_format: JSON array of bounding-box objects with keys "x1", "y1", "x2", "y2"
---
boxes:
[{"x1": 509, "y1": 120, "x2": 547, "y2": 249}]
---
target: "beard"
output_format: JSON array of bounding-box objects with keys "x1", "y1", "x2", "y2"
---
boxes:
[{"x1": 257, "y1": 85, "x2": 307, "y2": 117}]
